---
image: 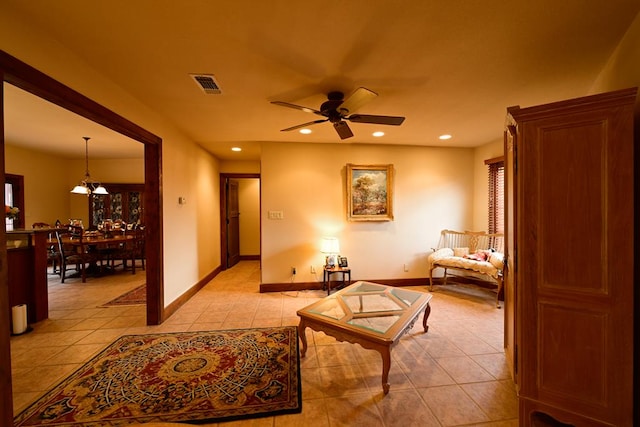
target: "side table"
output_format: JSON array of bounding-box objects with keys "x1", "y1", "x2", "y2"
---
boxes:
[{"x1": 323, "y1": 266, "x2": 351, "y2": 295}]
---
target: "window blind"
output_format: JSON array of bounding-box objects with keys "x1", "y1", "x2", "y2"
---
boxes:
[{"x1": 485, "y1": 157, "x2": 504, "y2": 234}]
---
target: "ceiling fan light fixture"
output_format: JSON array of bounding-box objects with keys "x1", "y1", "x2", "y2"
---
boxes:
[
  {"x1": 299, "y1": 128, "x2": 312, "y2": 134},
  {"x1": 439, "y1": 134, "x2": 452, "y2": 140},
  {"x1": 231, "y1": 147, "x2": 242, "y2": 152},
  {"x1": 372, "y1": 131, "x2": 385, "y2": 137}
]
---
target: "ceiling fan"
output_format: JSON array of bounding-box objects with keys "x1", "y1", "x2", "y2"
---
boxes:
[{"x1": 271, "y1": 87, "x2": 405, "y2": 140}]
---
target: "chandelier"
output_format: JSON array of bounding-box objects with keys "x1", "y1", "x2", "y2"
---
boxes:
[{"x1": 70, "y1": 137, "x2": 108, "y2": 195}]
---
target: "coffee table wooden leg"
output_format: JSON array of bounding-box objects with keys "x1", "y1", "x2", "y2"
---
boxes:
[
  {"x1": 298, "y1": 321, "x2": 308, "y2": 357},
  {"x1": 380, "y1": 348, "x2": 391, "y2": 394},
  {"x1": 423, "y1": 302, "x2": 431, "y2": 333}
]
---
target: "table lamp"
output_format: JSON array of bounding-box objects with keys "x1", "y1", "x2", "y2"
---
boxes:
[{"x1": 321, "y1": 237, "x2": 340, "y2": 267}]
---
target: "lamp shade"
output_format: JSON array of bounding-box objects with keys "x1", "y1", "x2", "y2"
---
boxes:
[
  {"x1": 71, "y1": 184, "x2": 90, "y2": 195},
  {"x1": 93, "y1": 185, "x2": 108, "y2": 195},
  {"x1": 320, "y1": 237, "x2": 340, "y2": 254}
]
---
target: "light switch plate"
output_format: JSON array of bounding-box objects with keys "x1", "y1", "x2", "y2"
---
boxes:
[{"x1": 268, "y1": 210, "x2": 284, "y2": 219}]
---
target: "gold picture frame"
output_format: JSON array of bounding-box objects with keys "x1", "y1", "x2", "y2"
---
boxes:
[{"x1": 346, "y1": 164, "x2": 394, "y2": 221}]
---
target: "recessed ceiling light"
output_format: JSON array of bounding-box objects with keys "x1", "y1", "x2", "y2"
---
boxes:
[
  {"x1": 372, "y1": 131, "x2": 385, "y2": 137},
  {"x1": 299, "y1": 129, "x2": 312, "y2": 134},
  {"x1": 231, "y1": 147, "x2": 242, "y2": 152},
  {"x1": 439, "y1": 134, "x2": 452, "y2": 140}
]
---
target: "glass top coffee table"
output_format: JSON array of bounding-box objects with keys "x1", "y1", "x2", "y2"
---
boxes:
[{"x1": 297, "y1": 281, "x2": 432, "y2": 394}]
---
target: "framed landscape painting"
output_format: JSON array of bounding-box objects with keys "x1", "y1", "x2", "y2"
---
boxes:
[{"x1": 346, "y1": 164, "x2": 393, "y2": 221}]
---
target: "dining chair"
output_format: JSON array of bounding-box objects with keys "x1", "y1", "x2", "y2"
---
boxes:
[
  {"x1": 56, "y1": 227, "x2": 100, "y2": 283},
  {"x1": 117, "y1": 226, "x2": 145, "y2": 274},
  {"x1": 32, "y1": 222, "x2": 61, "y2": 275},
  {"x1": 94, "y1": 229, "x2": 122, "y2": 271},
  {"x1": 131, "y1": 225, "x2": 146, "y2": 272}
]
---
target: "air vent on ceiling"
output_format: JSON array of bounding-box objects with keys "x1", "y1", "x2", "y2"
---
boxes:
[{"x1": 190, "y1": 74, "x2": 222, "y2": 94}]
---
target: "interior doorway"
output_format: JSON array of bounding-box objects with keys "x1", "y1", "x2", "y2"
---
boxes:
[{"x1": 219, "y1": 173, "x2": 260, "y2": 270}]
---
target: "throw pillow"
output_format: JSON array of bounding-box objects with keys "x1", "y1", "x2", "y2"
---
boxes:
[
  {"x1": 453, "y1": 247, "x2": 469, "y2": 257},
  {"x1": 489, "y1": 252, "x2": 505, "y2": 269},
  {"x1": 465, "y1": 250, "x2": 489, "y2": 261}
]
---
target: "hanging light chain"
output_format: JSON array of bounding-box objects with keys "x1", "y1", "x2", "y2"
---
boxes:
[{"x1": 83, "y1": 136, "x2": 91, "y2": 180}]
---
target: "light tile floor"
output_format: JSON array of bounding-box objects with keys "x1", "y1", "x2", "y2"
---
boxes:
[{"x1": 10, "y1": 261, "x2": 518, "y2": 426}]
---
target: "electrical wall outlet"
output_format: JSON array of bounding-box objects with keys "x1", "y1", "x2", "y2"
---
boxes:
[
  {"x1": 292, "y1": 267, "x2": 296, "y2": 275},
  {"x1": 310, "y1": 265, "x2": 316, "y2": 274}
]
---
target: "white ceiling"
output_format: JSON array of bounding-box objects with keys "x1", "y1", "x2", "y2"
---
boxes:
[{"x1": 3, "y1": 1, "x2": 639, "y2": 160}]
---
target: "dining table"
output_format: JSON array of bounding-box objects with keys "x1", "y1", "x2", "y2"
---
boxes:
[{"x1": 51, "y1": 231, "x2": 138, "y2": 276}]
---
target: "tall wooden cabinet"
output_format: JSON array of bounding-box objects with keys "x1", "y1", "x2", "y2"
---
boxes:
[{"x1": 504, "y1": 88, "x2": 636, "y2": 426}]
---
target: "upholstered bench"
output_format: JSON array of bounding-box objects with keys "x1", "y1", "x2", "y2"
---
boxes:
[{"x1": 428, "y1": 229, "x2": 505, "y2": 307}]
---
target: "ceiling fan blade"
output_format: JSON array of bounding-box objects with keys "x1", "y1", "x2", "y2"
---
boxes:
[
  {"x1": 337, "y1": 87, "x2": 378, "y2": 115},
  {"x1": 348, "y1": 114, "x2": 405, "y2": 126},
  {"x1": 333, "y1": 121, "x2": 354, "y2": 140},
  {"x1": 271, "y1": 101, "x2": 323, "y2": 115},
  {"x1": 281, "y1": 119, "x2": 328, "y2": 132}
]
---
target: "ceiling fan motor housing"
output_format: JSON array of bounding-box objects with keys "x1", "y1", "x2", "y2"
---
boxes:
[{"x1": 321, "y1": 91, "x2": 347, "y2": 121}]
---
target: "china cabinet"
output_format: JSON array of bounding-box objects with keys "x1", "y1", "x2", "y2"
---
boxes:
[
  {"x1": 88, "y1": 183, "x2": 144, "y2": 228},
  {"x1": 504, "y1": 88, "x2": 636, "y2": 426}
]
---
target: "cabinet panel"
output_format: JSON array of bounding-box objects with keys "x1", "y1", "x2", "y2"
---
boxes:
[
  {"x1": 538, "y1": 302, "x2": 607, "y2": 405},
  {"x1": 506, "y1": 88, "x2": 636, "y2": 426},
  {"x1": 538, "y1": 121, "x2": 606, "y2": 294}
]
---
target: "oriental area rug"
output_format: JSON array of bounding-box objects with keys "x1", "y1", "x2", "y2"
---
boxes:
[
  {"x1": 14, "y1": 327, "x2": 302, "y2": 426},
  {"x1": 101, "y1": 284, "x2": 146, "y2": 307}
]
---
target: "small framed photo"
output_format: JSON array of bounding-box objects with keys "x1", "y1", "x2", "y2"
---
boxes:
[
  {"x1": 325, "y1": 255, "x2": 337, "y2": 267},
  {"x1": 338, "y1": 256, "x2": 348, "y2": 268}
]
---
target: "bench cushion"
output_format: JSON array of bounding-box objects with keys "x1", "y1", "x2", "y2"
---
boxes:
[{"x1": 429, "y1": 248, "x2": 504, "y2": 280}]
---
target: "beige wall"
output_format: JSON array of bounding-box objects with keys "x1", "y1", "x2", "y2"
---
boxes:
[
  {"x1": 4, "y1": 144, "x2": 70, "y2": 226},
  {"x1": 1, "y1": 8, "x2": 221, "y2": 306},
  {"x1": 220, "y1": 160, "x2": 261, "y2": 174},
  {"x1": 591, "y1": 11, "x2": 640, "y2": 95},
  {"x1": 260, "y1": 141, "x2": 475, "y2": 284}
]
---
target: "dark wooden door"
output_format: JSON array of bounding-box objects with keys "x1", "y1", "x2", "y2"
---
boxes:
[
  {"x1": 507, "y1": 88, "x2": 636, "y2": 426},
  {"x1": 226, "y1": 179, "x2": 240, "y2": 268}
]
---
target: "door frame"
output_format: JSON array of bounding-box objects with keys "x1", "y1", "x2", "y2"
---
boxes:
[
  {"x1": 219, "y1": 173, "x2": 260, "y2": 270},
  {"x1": 0, "y1": 50, "x2": 165, "y2": 424}
]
